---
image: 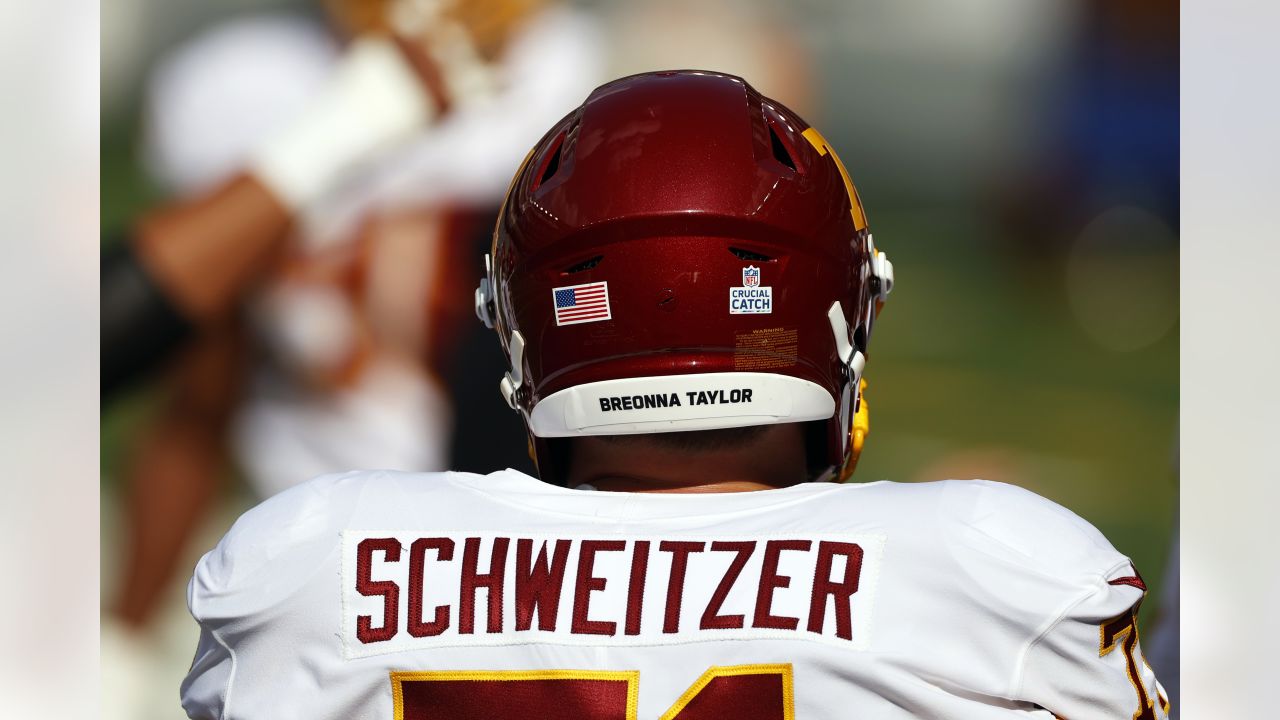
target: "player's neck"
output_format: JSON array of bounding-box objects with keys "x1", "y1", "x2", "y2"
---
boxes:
[
  {"x1": 563, "y1": 425, "x2": 811, "y2": 494},
  {"x1": 577, "y1": 476, "x2": 796, "y2": 493}
]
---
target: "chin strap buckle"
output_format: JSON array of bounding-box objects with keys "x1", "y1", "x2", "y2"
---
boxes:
[
  {"x1": 827, "y1": 301, "x2": 867, "y2": 386},
  {"x1": 828, "y1": 301, "x2": 869, "y2": 479},
  {"x1": 478, "y1": 254, "x2": 526, "y2": 413},
  {"x1": 498, "y1": 330, "x2": 525, "y2": 410},
  {"x1": 475, "y1": 253, "x2": 497, "y2": 329}
]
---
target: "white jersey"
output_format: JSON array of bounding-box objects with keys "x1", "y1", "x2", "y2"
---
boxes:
[{"x1": 182, "y1": 470, "x2": 1169, "y2": 719}]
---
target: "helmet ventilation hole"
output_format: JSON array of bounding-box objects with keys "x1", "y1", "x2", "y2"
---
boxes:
[
  {"x1": 539, "y1": 144, "x2": 563, "y2": 184},
  {"x1": 769, "y1": 125, "x2": 797, "y2": 171},
  {"x1": 532, "y1": 132, "x2": 567, "y2": 190},
  {"x1": 563, "y1": 255, "x2": 604, "y2": 274},
  {"x1": 729, "y1": 246, "x2": 774, "y2": 262}
]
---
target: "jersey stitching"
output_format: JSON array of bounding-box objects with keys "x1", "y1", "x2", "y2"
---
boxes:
[
  {"x1": 211, "y1": 624, "x2": 238, "y2": 720},
  {"x1": 339, "y1": 529, "x2": 353, "y2": 659},
  {"x1": 191, "y1": 471, "x2": 368, "y2": 715},
  {"x1": 190, "y1": 574, "x2": 239, "y2": 720},
  {"x1": 1007, "y1": 556, "x2": 1135, "y2": 701},
  {"x1": 959, "y1": 518, "x2": 1113, "y2": 584}
]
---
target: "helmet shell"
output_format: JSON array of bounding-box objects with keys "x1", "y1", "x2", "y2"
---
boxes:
[{"x1": 486, "y1": 70, "x2": 883, "y2": 482}]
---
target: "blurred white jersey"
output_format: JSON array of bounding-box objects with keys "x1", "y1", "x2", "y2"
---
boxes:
[
  {"x1": 143, "y1": 7, "x2": 603, "y2": 204},
  {"x1": 142, "y1": 13, "x2": 340, "y2": 196},
  {"x1": 142, "y1": 9, "x2": 606, "y2": 498},
  {"x1": 183, "y1": 471, "x2": 1169, "y2": 719},
  {"x1": 229, "y1": 359, "x2": 451, "y2": 499}
]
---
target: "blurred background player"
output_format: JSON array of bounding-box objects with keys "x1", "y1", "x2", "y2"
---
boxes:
[{"x1": 102, "y1": 2, "x2": 605, "y2": 717}]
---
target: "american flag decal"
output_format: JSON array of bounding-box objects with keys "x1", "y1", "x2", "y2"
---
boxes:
[{"x1": 552, "y1": 281, "x2": 612, "y2": 326}]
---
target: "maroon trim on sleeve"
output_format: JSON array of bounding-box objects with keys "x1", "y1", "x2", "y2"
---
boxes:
[
  {"x1": 1108, "y1": 564, "x2": 1147, "y2": 591},
  {"x1": 1107, "y1": 576, "x2": 1147, "y2": 591}
]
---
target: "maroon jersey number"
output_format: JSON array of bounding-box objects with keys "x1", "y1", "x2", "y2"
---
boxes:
[
  {"x1": 1099, "y1": 607, "x2": 1169, "y2": 719},
  {"x1": 392, "y1": 664, "x2": 794, "y2": 719}
]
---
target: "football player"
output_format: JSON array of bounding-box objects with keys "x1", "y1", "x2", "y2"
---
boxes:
[
  {"x1": 101, "y1": 0, "x2": 572, "y2": 400},
  {"x1": 181, "y1": 71, "x2": 1168, "y2": 719},
  {"x1": 106, "y1": 3, "x2": 600, "y2": 717}
]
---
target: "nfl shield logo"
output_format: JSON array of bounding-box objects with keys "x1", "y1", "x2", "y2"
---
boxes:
[{"x1": 743, "y1": 266, "x2": 761, "y2": 287}]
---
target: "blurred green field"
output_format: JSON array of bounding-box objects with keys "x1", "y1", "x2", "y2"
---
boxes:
[
  {"x1": 856, "y1": 208, "x2": 1178, "y2": 622},
  {"x1": 100, "y1": 116, "x2": 1179, "y2": 623}
]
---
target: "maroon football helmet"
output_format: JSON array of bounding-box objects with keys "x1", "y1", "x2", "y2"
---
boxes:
[{"x1": 474, "y1": 70, "x2": 892, "y2": 483}]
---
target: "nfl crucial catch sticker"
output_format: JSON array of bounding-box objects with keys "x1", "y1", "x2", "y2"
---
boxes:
[
  {"x1": 730, "y1": 266, "x2": 772, "y2": 314},
  {"x1": 553, "y1": 281, "x2": 612, "y2": 326}
]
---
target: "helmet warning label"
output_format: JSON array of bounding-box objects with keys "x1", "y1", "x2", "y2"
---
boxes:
[
  {"x1": 734, "y1": 327, "x2": 799, "y2": 370},
  {"x1": 730, "y1": 266, "x2": 773, "y2": 314}
]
